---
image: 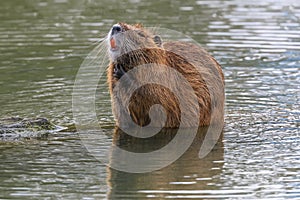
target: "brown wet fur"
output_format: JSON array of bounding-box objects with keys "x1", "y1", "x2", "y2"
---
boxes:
[{"x1": 107, "y1": 23, "x2": 225, "y2": 128}]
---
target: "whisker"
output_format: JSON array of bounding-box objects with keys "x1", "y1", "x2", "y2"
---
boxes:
[{"x1": 81, "y1": 36, "x2": 110, "y2": 73}]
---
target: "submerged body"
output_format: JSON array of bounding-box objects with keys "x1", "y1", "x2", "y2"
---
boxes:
[{"x1": 106, "y1": 23, "x2": 224, "y2": 128}]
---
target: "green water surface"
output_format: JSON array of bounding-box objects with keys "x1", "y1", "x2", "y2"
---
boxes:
[{"x1": 0, "y1": 0, "x2": 299, "y2": 199}]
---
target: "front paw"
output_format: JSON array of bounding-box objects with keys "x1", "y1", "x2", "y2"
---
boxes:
[{"x1": 113, "y1": 64, "x2": 126, "y2": 79}]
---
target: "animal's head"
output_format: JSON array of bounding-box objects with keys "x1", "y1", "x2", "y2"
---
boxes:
[{"x1": 107, "y1": 23, "x2": 162, "y2": 61}]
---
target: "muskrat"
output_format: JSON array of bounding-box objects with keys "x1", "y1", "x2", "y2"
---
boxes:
[{"x1": 106, "y1": 23, "x2": 224, "y2": 128}]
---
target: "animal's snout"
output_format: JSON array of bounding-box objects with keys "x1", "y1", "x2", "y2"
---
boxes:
[{"x1": 111, "y1": 24, "x2": 122, "y2": 35}]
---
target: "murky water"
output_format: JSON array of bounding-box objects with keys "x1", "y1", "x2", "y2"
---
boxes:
[{"x1": 0, "y1": 0, "x2": 299, "y2": 199}]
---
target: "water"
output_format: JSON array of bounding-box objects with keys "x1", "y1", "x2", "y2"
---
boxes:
[{"x1": 0, "y1": 0, "x2": 299, "y2": 199}]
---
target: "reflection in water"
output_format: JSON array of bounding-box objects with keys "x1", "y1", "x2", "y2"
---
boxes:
[{"x1": 107, "y1": 127, "x2": 224, "y2": 199}]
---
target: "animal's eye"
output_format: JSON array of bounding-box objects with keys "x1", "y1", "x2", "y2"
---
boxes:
[{"x1": 137, "y1": 31, "x2": 146, "y2": 37}]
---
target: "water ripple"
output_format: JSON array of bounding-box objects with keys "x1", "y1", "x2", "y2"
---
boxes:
[{"x1": 0, "y1": 0, "x2": 299, "y2": 199}]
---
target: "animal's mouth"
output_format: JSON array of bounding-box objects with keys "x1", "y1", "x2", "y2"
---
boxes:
[
  {"x1": 110, "y1": 37, "x2": 118, "y2": 51},
  {"x1": 109, "y1": 24, "x2": 123, "y2": 51}
]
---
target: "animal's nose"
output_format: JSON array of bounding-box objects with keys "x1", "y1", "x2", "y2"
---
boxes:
[{"x1": 111, "y1": 24, "x2": 122, "y2": 35}]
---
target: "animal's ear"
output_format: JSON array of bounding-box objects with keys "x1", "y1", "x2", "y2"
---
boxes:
[
  {"x1": 134, "y1": 23, "x2": 143, "y2": 28},
  {"x1": 153, "y1": 35, "x2": 162, "y2": 47}
]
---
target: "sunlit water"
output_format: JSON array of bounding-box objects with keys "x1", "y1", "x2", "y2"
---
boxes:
[{"x1": 0, "y1": 0, "x2": 299, "y2": 199}]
